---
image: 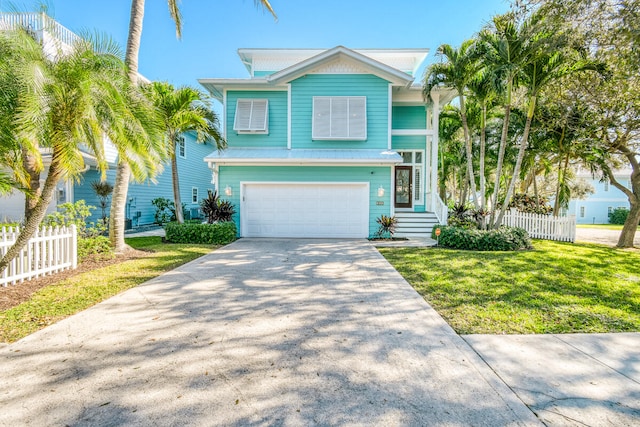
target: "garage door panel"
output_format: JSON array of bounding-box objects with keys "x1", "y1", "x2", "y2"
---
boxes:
[{"x1": 241, "y1": 183, "x2": 369, "y2": 238}]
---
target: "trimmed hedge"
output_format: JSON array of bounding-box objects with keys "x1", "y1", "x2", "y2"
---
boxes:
[
  {"x1": 431, "y1": 225, "x2": 532, "y2": 251},
  {"x1": 165, "y1": 221, "x2": 237, "y2": 245}
]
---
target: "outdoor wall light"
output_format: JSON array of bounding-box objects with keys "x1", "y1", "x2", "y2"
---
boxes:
[
  {"x1": 377, "y1": 186, "x2": 385, "y2": 197},
  {"x1": 225, "y1": 185, "x2": 233, "y2": 197}
]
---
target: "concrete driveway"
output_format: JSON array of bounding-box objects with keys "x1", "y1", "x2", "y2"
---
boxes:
[{"x1": 0, "y1": 239, "x2": 539, "y2": 426}]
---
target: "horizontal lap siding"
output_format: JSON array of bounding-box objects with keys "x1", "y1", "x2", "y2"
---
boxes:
[
  {"x1": 74, "y1": 133, "x2": 214, "y2": 226},
  {"x1": 392, "y1": 135, "x2": 426, "y2": 151},
  {"x1": 219, "y1": 165, "x2": 391, "y2": 237},
  {"x1": 226, "y1": 91, "x2": 288, "y2": 148},
  {"x1": 291, "y1": 74, "x2": 389, "y2": 149},
  {"x1": 392, "y1": 106, "x2": 426, "y2": 129}
]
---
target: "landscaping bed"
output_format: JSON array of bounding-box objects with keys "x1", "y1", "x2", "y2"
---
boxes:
[{"x1": 380, "y1": 240, "x2": 640, "y2": 334}]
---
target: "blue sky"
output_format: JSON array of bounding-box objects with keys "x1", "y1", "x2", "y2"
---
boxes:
[{"x1": 4, "y1": 0, "x2": 511, "y2": 89}]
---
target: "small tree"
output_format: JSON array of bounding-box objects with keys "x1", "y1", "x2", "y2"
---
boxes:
[{"x1": 91, "y1": 181, "x2": 114, "y2": 227}]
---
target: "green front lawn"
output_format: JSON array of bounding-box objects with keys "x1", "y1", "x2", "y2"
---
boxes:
[
  {"x1": 380, "y1": 241, "x2": 640, "y2": 334},
  {"x1": 0, "y1": 237, "x2": 216, "y2": 343}
]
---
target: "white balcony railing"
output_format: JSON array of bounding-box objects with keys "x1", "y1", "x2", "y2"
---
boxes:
[
  {"x1": 0, "y1": 12, "x2": 80, "y2": 47},
  {"x1": 426, "y1": 192, "x2": 448, "y2": 225}
]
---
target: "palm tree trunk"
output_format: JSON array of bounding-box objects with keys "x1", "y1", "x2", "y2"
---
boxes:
[
  {"x1": 0, "y1": 152, "x2": 63, "y2": 274},
  {"x1": 22, "y1": 146, "x2": 41, "y2": 221},
  {"x1": 109, "y1": 162, "x2": 131, "y2": 252},
  {"x1": 479, "y1": 103, "x2": 487, "y2": 211},
  {"x1": 108, "y1": 0, "x2": 145, "y2": 252},
  {"x1": 495, "y1": 97, "x2": 536, "y2": 228},
  {"x1": 553, "y1": 154, "x2": 569, "y2": 216},
  {"x1": 459, "y1": 95, "x2": 480, "y2": 209},
  {"x1": 171, "y1": 151, "x2": 184, "y2": 224},
  {"x1": 490, "y1": 101, "x2": 512, "y2": 227}
]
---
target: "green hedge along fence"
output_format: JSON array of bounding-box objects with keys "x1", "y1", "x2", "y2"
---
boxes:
[
  {"x1": 432, "y1": 225, "x2": 532, "y2": 251},
  {"x1": 165, "y1": 221, "x2": 237, "y2": 245}
]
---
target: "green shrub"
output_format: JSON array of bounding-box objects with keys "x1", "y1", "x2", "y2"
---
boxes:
[
  {"x1": 200, "y1": 190, "x2": 235, "y2": 223},
  {"x1": 164, "y1": 221, "x2": 237, "y2": 245},
  {"x1": 609, "y1": 207, "x2": 629, "y2": 225},
  {"x1": 78, "y1": 236, "x2": 114, "y2": 262},
  {"x1": 43, "y1": 200, "x2": 105, "y2": 238},
  {"x1": 431, "y1": 225, "x2": 532, "y2": 251}
]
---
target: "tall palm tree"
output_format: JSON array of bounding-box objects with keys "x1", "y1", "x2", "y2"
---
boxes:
[
  {"x1": 492, "y1": 27, "x2": 603, "y2": 227},
  {"x1": 110, "y1": 0, "x2": 277, "y2": 252},
  {"x1": 477, "y1": 13, "x2": 533, "y2": 226},
  {"x1": 143, "y1": 81, "x2": 226, "y2": 223},
  {"x1": 467, "y1": 68, "x2": 499, "y2": 216},
  {"x1": 425, "y1": 40, "x2": 482, "y2": 209},
  {"x1": 0, "y1": 30, "x2": 164, "y2": 274}
]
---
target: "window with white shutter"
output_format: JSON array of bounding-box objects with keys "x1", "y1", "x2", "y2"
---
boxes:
[
  {"x1": 312, "y1": 96, "x2": 367, "y2": 140},
  {"x1": 233, "y1": 99, "x2": 269, "y2": 133}
]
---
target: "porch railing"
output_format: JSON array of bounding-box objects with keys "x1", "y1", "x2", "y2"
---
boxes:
[{"x1": 427, "y1": 193, "x2": 448, "y2": 225}]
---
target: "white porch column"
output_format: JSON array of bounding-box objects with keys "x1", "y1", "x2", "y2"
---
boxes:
[{"x1": 430, "y1": 91, "x2": 440, "y2": 211}]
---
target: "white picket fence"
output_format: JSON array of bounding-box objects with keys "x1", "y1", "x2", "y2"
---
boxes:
[
  {"x1": 502, "y1": 209, "x2": 576, "y2": 242},
  {"x1": 1, "y1": 225, "x2": 77, "y2": 287}
]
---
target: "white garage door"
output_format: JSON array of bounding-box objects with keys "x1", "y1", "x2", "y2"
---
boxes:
[{"x1": 241, "y1": 183, "x2": 369, "y2": 238}]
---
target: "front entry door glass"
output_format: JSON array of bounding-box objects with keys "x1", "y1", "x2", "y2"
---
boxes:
[{"x1": 395, "y1": 166, "x2": 412, "y2": 208}]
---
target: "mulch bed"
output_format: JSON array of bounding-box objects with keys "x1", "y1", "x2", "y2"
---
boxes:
[{"x1": 0, "y1": 249, "x2": 149, "y2": 311}]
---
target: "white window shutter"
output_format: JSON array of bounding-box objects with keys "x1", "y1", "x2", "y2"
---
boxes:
[
  {"x1": 348, "y1": 97, "x2": 366, "y2": 139},
  {"x1": 312, "y1": 96, "x2": 367, "y2": 140},
  {"x1": 313, "y1": 97, "x2": 331, "y2": 139},
  {"x1": 234, "y1": 99, "x2": 269, "y2": 133}
]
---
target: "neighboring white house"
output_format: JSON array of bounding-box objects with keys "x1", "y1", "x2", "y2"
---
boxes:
[{"x1": 568, "y1": 169, "x2": 632, "y2": 224}]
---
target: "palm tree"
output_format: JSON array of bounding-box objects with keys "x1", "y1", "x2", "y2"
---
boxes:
[
  {"x1": 143, "y1": 81, "x2": 226, "y2": 223},
  {"x1": 467, "y1": 68, "x2": 499, "y2": 217},
  {"x1": 477, "y1": 13, "x2": 533, "y2": 226},
  {"x1": 0, "y1": 29, "x2": 163, "y2": 274},
  {"x1": 425, "y1": 40, "x2": 482, "y2": 210},
  {"x1": 110, "y1": 0, "x2": 277, "y2": 251},
  {"x1": 492, "y1": 23, "x2": 603, "y2": 227},
  {"x1": 0, "y1": 23, "x2": 48, "y2": 220}
]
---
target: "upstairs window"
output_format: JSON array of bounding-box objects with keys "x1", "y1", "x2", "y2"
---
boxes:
[
  {"x1": 312, "y1": 96, "x2": 366, "y2": 140},
  {"x1": 177, "y1": 136, "x2": 186, "y2": 158},
  {"x1": 233, "y1": 99, "x2": 269, "y2": 133}
]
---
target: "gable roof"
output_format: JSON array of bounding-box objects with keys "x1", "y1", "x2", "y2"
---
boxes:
[{"x1": 265, "y1": 46, "x2": 415, "y2": 86}]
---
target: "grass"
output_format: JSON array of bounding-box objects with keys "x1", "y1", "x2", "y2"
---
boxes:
[
  {"x1": 379, "y1": 240, "x2": 640, "y2": 334},
  {"x1": 577, "y1": 224, "x2": 623, "y2": 230},
  {"x1": 0, "y1": 237, "x2": 216, "y2": 343}
]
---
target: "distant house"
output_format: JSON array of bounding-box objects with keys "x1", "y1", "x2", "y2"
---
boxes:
[
  {"x1": 199, "y1": 46, "x2": 453, "y2": 238},
  {"x1": 568, "y1": 169, "x2": 632, "y2": 224},
  {"x1": 0, "y1": 12, "x2": 213, "y2": 227}
]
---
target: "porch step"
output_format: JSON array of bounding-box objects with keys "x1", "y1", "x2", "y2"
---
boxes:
[{"x1": 394, "y1": 212, "x2": 441, "y2": 238}]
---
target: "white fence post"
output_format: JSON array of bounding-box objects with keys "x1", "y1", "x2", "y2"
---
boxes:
[
  {"x1": 502, "y1": 210, "x2": 576, "y2": 243},
  {"x1": 1, "y1": 225, "x2": 78, "y2": 287}
]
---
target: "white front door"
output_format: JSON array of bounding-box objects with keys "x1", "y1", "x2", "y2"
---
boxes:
[{"x1": 241, "y1": 183, "x2": 369, "y2": 238}]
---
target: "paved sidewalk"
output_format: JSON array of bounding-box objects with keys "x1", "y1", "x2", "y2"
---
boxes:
[
  {"x1": 464, "y1": 333, "x2": 640, "y2": 426},
  {"x1": 0, "y1": 239, "x2": 539, "y2": 426}
]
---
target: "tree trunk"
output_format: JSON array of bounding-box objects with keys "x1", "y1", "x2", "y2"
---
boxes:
[
  {"x1": 108, "y1": 0, "x2": 145, "y2": 251},
  {"x1": 617, "y1": 199, "x2": 640, "y2": 248},
  {"x1": 0, "y1": 153, "x2": 63, "y2": 274},
  {"x1": 125, "y1": 0, "x2": 145, "y2": 85},
  {"x1": 109, "y1": 162, "x2": 131, "y2": 253},
  {"x1": 479, "y1": 104, "x2": 487, "y2": 212},
  {"x1": 553, "y1": 154, "x2": 570, "y2": 216},
  {"x1": 459, "y1": 95, "x2": 480, "y2": 209},
  {"x1": 490, "y1": 98, "x2": 512, "y2": 227},
  {"x1": 171, "y1": 150, "x2": 184, "y2": 224},
  {"x1": 22, "y1": 146, "x2": 41, "y2": 221},
  {"x1": 494, "y1": 96, "x2": 536, "y2": 228}
]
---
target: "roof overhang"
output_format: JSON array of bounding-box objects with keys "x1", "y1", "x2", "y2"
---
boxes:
[
  {"x1": 204, "y1": 148, "x2": 403, "y2": 166},
  {"x1": 198, "y1": 78, "x2": 279, "y2": 101}
]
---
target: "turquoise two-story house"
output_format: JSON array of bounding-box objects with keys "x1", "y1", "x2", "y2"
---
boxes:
[{"x1": 199, "y1": 46, "x2": 452, "y2": 238}]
